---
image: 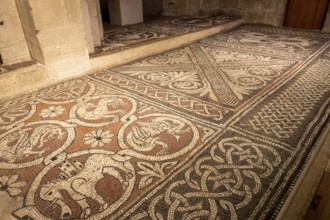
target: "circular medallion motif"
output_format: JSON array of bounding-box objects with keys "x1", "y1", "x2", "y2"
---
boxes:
[
  {"x1": 105, "y1": 31, "x2": 160, "y2": 43},
  {"x1": 171, "y1": 18, "x2": 212, "y2": 27},
  {"x1": 118, "y1": 114, "x2": 199, "y2": 161},
  {"x1": 69, "y1": 95, "x2": 137, "y2": 127},
  {"x1": 0, "y1": 121, "x2": 75, "y2": 169}
]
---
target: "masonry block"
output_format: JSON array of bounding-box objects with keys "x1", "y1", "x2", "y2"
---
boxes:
[{"x1": 0, "y1": 0, "x2": 31, "y2": 65}]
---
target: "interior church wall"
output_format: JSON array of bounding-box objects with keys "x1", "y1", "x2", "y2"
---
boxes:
[
  {"x1": 143, "y1": 0, "x2": 163, "y2": 16},
  {"x1": 162, "y1": 0, "x2": 288, "y2": 26},
  {"x1": 162, "y1": 0, "x2": 200, "y2": 16},
  {"x1": 217, "y1": 0, "x2": 288, "y2": 26},
  {"x1": 199, "y1": 0, "x2": 221, "y2": 16},
  {"x1": 0, "y1": 0, "x2": 31, "y2": 65},
  {"x1": 81, "y1": 0, "x2": 95, "y2": 53}
]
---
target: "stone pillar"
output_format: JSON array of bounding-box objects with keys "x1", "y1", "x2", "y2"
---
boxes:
[
  {"x1": 81, "y1": 0, "x2": 95, "y2": 53},
  {"x1": 108, "y1": 0, "x2": 143, "y2": 26},
  {"x1": 15, "y1": 0, "x2": 90, "y2": 77},
  {"x1": 200, "y1": 0, "x2": 220, "y2": 16},
  {"x1": 87, "y1": 0, "x2": 102, "y2": 46},
  {"x1": 0, "y1": 0, "x2": 31, "y2": 65},
  {"x1": 95, "y1": 0, "x2": 104, "y2": 41}
]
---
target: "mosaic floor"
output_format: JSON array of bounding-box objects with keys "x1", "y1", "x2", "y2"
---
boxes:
[
  {"x1": 1, "y1": 24, "x2": 330, "y2": 219},
  {"x1": 91, "y1": 14, "x2": 240, "y2": 56}
]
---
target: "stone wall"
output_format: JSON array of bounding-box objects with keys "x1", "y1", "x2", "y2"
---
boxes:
[
  {"x1": 162, "y1": 0, "x2": 288, "y2": 26},
  {"x1": 143, "y1": 0, "x2": 163, "y2": 16},
  {"x1": 0, "y1": 0, "x2": 31, "y2": 65},
  {"x1": 16, "y1": 0, "x2": 90, "y2": 76},
  {"x1": 217, "y1": 0, "x2": 288, "y2": 26}
]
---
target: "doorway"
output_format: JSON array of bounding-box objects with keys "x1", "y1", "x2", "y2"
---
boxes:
[
  {"x1": 283, "y1": 0, "x2": 329, "y2": 29},
  {"x1": 100, "y1": 0, "x2": 111, "y2": 24}
]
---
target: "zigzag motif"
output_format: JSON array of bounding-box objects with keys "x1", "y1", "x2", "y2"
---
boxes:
[
  {"x1": 245, "y1": 59, "x2": 330, "y2": 139},
  {"x1": 90, "y1": 72, "x2": 226, "y2": 121}
]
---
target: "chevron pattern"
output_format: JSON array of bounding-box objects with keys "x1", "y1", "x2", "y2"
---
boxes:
[{"x1": 240, "y1": 58, "x2": 330, "y2": 139}]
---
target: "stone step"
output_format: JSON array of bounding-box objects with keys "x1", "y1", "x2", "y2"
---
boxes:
[
  {"x1": 0, "y1": 17, "x2": 244, "y2": 100},
  {"x1": 90, "y1": 17, "x2": 244, "y2": 71}
]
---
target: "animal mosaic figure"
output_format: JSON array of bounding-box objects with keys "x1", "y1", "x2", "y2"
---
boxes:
[
  {"x1": 0, "y1": 106, "x2": 30, "y2": 125},
  {"x1": 39, "y1": 154, "x2": 133, "y2": 219},
  {"x1": 0, "y1": 125, "x2": 65, "y2": 162},
  {"x1": 234, "y1": 30, "x2": 316, "y2": 50},
  {"x1": 127, "y1": 118, "x2": 190, "y2": 155},
  {"x1": 76, "y1": 97, "x2": 127, "y2": 123}
]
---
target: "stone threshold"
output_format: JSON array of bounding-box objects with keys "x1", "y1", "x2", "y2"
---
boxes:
[
  {"x1": 90, "y1": 18, "x2": 244, "y2": 71},
  {"x1": 0, "y1": 18, "x2": 244, "y2": 101}
]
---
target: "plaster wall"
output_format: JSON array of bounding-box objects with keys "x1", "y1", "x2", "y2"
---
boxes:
[{"x1": 0, "y1": 0, "x2": 31, "y2": 65}]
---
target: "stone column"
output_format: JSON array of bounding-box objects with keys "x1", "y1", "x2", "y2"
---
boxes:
[
  {"x1": 162, "y1": 0, "x2": 202, "y2": 17},
  {"x1": 0, "y1": 0, "x2": 31, "y2": 65},
  {"x1": 108, "y1": 0, "x2": 143, "y2": 26},
  {"x1": 87, "y1": 0, "x2": 102, "y2": 46},
  {"x1": 15, "y1": 0, "x2": 90, "y2": 77},
  {"x1": 81, "y1": 0, "x2": 95, "y2": 53},
  {"x1": 95, "y1": 0, "x2": 104, "y2": 41},
  {"x1": 81, "y1": 0, "x2": 104, "y2": 53}
]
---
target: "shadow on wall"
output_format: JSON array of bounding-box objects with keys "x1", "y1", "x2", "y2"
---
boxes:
[{"x1": 142, "y1": 0, "x2": 163, "y2": 16}]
